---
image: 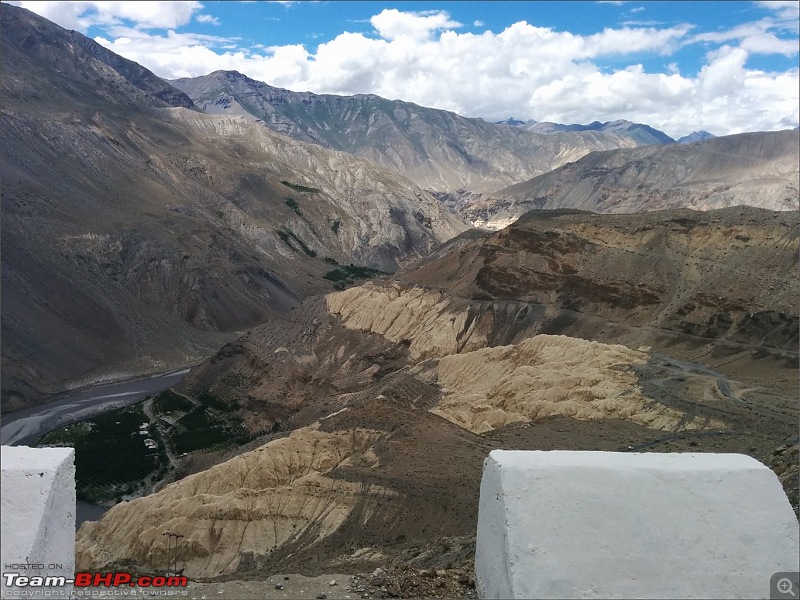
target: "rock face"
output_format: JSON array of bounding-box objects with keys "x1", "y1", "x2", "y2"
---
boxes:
[
  {"x1": 76, "y1": 207, "x2": 798, "y2": 578},
  {"x1": 401, "y1": 207, "x2": 799, "y2": 360},
  {"x1": 77, "y1": 423, "x2": 391, "y2": 578},
  {"x1": 432, "y1": 336, "x2": 690, "y2": 434},
  {"x1": 0, "y1": 4, "x2": 467, "y2": 410},
  {"x1": 171, "y1": 71, "x2": 643, "y2": 193},
  {"x1": 464, "y1": 131, "x2": 799, "y2": 228}
]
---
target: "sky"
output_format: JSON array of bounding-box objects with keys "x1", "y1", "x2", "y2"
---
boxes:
[{"x1": 9, "y1": 1, "x2": 800, "y2": 138}]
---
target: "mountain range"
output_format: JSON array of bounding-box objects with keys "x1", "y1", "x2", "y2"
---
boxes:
[
  {"x1": 462, "y1": 130, "x2": 800, "y2": 228},
  {"x1": 0, "y1": 4, "x2": 465, "y2": 409},
  {"x1": 493, "y1": 117, "x2": 677, "y2": 145},
  {"x1": 2, "y1": 3, "x2": 797, "y2": 589},
  {"x1": 170, "y1": 73, "x2": 795, "y2": 230},
  {"x1": 3, "y1": 1, "x2": 798, "y2": 410},
  {"x1": 171, "y1": 70, "x2": 650, "y2": 193}
]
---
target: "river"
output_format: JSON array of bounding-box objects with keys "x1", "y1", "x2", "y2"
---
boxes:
[
  {"x1": 1, "y1": 367, "x2": 197, "y2": 528},
  {"x1": 0, "y1": 366, "x2": 193, "y2": 446}
]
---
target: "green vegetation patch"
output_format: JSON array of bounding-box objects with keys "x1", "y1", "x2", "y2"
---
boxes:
[
  {"x1": 323, "y1": 264, "x2": 388, "y2": 289},
  {"x1": 37, "y1": 403, "x2": 168, "y2": 504},
  {"x1": 167, "y1": 390, "x2": 254, "y2": 455},
  {"x1": 281, "y1": 180, "x2": 321, "y2": 194},
  {"x1": 331, "y1": 219, "x2": 341, "y2": 234},
  {"x1": 35, "y1": 389, "x2": 264, "y2": 504}
]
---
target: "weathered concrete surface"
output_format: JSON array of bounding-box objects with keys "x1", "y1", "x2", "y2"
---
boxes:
[
  {"x1": 475, "y1": 450, "x2": 800, "y2": 599},
  {"x1": 1, "y1": 446, "x2": 75, "y2": 598}
]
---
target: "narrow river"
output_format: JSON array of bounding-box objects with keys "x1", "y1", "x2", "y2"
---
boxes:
[{"x1": 0, "y1": 366, "x2": 193, "y2": 446}]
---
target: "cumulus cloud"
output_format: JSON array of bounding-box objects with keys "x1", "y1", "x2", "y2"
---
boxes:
[
  {"x1": 13, "y1": 4, "x2": 799, "y2": 138},
  {"x1": 370, "y1": 9, "x2": 462, "y2": 41}
]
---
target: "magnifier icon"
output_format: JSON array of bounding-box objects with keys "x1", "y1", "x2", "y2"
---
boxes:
[{"x1": 777, "y1": 577, "x2": 797, "y2": 597}]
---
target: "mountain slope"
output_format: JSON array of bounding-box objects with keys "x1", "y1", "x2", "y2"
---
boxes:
[
  {"x1": 170, "y1": 70, "x2": 642, "y2": 193},
  {"x1": 0, "y1": 2, "x2": 194, "y2": 110},
  {"x1": 462, "y1": 130, "x2": 799, "y2": 228},
  {"x1": 0, "y1": 4, "x2": 466, "y2": 410},
  {"x1": 76, "y1": 206, "x2": 798, "y2": 577}
]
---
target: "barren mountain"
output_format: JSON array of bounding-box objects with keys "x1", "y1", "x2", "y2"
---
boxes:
[
  {"x1": 463, "y1": 130, "x2": 799, "y2": 228},
  {"x1": 0, "y1": 4, "x2": 466, "y2": 410},
  {"x1": 77, "y1": 206, "x2": 798, "y2": 579},
  {"x1": 0, "y1": 2, "x2": 195, "y2": 111},
  {"x1": 496, "y1": 118, "x2": 676, "y2": 146},
  {"x1": 678, "y1": 130, "x2": 715, "y2": 144},
  {"x1": 170, "y1": 70, "x2": 643, "y2": 193}
]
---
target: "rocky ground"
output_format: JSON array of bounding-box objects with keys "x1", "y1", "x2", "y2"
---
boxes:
[{"x1": 97, "y1": 568, "x2": 476, "y2": 599}]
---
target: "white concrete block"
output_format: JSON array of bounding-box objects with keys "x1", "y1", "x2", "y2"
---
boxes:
[
  {"x1": 475, "y1": 450, "x2": 800, "y2": 599},
  {"x1": 1, "y1": 445, "x2": 76, "y2": 598}
]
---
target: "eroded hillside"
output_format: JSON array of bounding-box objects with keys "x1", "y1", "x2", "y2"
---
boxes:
[
  {"x1": 76, "y1": 207, "x2": 799, "y2": 578},
  {"x1": 465, "y1": 131, "x2": 799, "y2": 228}
]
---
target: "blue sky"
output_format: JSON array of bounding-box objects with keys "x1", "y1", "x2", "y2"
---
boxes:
[
  {"x1": 197, "y1": 2, "x2": 797, "y2": 74},
  {"x1": 11, "y1": 1, "x2": 800, "y2": 137}
]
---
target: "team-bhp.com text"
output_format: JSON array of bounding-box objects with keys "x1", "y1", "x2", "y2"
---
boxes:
[{"x1": 3, "y1": 572, "x2": 188, "y2": 593}]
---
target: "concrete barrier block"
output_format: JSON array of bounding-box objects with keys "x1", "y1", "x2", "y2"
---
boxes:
[
  {"x1": 475, "y1": 450, "x2": 799, "y2": 599},
  {"x1": 1, "y1": 445, "x2": 76, "y2": 598}
]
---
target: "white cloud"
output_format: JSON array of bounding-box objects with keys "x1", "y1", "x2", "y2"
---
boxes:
[
  {"x1": 756, "y1": 0, "x2": 800, "y2": 20},
  {"x1": 692, "y1": 18, "x2": 799, "y2": 55},
  {"x1": 15, "y1": 1, "x2": 204, "y2": 31},
  {"x1": 196, "y1": 14, "x2": 220, "y2": 25},
  {"x1": 370, "y1": 9, "x2": 462, "y2": 41},
  {"x1": 474, "y1": 20, "x2": 485, "y2": 27},
  {"x1": 14, "y1": 4, "x2": 799, "y2": 138},
  {"x1": 582, "y1": 25, "x2": 692, "y2": 57}
]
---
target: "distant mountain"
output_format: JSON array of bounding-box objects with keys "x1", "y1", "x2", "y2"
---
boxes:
[
  {"x1": 171, "y1": 71, "x2": 651, "y2": 193},
  {"x1": 678, "y1": 131, "x2": 716, "y2": 144},
  {"x1": 459, "y1": 130, "x2": 799, "y2": 229},
  {"x1": 495, "y1": 117, "x2": 676, "y2": 146},
  {"x1": 1, "y1": 4, "x2": 466, "y2": 410},
  {"x1": 493, "y1": 117, "x2": 528, "y2": 127}
]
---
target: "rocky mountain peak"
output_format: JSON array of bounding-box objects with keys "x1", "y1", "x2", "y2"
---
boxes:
[{"x1": 678, "y1": 130, "x2": 716, "y2": 144}]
